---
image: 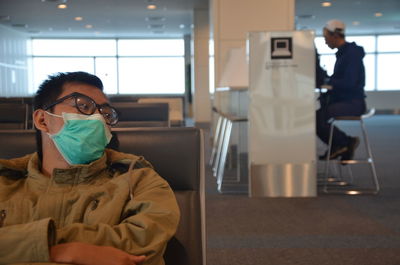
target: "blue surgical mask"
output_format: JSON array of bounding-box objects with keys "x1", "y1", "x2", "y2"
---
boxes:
[{"x1": 46, "y1": 112, "x2": 112, "y2": 165}]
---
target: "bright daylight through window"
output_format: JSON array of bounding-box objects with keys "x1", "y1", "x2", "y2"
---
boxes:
[{"x1": 30, "y1": 39, "x2": 185, "y2": 95}]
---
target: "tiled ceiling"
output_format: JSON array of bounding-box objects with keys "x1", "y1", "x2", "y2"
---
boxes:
[
  {"x1": 296, "y1": 0, "x2": 400, "y2": 35},
  {"x1": 0, "y1": 0, "x2": 399, "y2": 38}
]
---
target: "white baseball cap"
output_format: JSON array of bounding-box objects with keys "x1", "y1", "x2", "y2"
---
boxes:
[{"x1": 324, "y1": 19, "x2": 345, "y2": 34}]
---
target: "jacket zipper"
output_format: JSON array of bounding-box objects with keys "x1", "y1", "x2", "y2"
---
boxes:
[{"x1": 0, "y1": 210, "x2": 6, "y2": 227}]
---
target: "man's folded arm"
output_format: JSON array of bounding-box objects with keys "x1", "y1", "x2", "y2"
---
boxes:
[
  {"x1": 0, "y1": 218, "x2": 56, "y2": 264},
  {"x1": 57, "y1": 168, "x2": 180, "y2": 265}
]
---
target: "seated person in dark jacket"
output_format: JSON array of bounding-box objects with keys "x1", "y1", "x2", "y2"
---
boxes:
[{"x1": 317, "y1": 19, "x2": 366, "y2": 161}]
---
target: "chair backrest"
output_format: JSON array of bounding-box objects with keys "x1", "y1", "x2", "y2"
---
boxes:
[
  {"x1": 0, "y1": 103, "x2": 29, "y2": 129},
  {"x1": 111, "y1": 127, "x2": 205, "y2": 265},
  {"x1": 137, "y1": 97, "x2": 184, "y2": 126},
  {"x1": 108, "y1": 95, "x2": 139, "y2": 103},
  {"x1": 113, "y1": 102, "x2": 170, "y2": 127},
  {"x1": 0, "y1": 128, "x2": 206, "y2": 265},
  {"x1": 0, "y1": 130, "x2": 37, "y2": 158}
]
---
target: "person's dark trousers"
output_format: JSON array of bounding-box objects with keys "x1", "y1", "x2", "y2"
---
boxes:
[{"x1": 316, "y1": 98, "x2": 366, "y2": 149}]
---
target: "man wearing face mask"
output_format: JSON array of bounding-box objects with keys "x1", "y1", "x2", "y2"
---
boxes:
[{"x1": 0, "y1": 72, "x2": 180, "y2": 265}]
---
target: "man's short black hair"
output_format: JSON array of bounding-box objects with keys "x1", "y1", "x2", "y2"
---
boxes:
[
  {"x1": 33, "y1": 71, "x2": 104, "y2": 111},
  {"x1": 33, "y1": 71, "x2": 104, "y2": 162}
]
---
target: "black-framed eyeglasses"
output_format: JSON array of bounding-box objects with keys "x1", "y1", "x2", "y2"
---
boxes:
[{"x1": 43, "y1": 92, "x2": 119, "y2": 126}]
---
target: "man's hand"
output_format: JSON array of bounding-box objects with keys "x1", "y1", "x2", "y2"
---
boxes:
[{"x1": 50, "y1": 242, "x2": 146, "y2": 265}]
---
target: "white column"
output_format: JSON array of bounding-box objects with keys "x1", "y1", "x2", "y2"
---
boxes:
[
  {"x1": 210, "y1": 0, "x2": 295, "y2": 89},
  {"x1": 192, "y1": 9, "x2": 212, "y2": 123}
]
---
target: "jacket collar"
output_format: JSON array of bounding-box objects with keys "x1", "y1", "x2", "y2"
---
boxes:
[
  {"x1": 23, "y1": 152, "x2": 109, "y2": 185},
  {"x1": 0, "y1": 149, "x2": 140, "y2": 185}
]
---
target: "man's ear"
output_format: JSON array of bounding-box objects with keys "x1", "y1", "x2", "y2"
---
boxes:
[{"x1": 33, "y1": 109, "x2": 49, "y2": 133}]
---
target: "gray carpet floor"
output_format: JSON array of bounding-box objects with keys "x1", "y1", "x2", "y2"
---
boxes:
[{"x1": 204, "y1": 115, "x2": 400, "y2": 265}]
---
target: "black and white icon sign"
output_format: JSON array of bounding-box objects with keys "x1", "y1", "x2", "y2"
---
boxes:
[{"x1": 271, "y1": 37, "x2": 293, "y2": 60}]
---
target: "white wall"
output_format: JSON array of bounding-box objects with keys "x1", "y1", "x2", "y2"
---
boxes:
[
  {"x1": 0, "y1": 25, "x2": 29, "y2": 97},
  {"x1": 192, "y1": 9, "x2": 212, "y2": 123},
  {"x1": 210, "y1": 0, "x2": 295, "y2": 89}
]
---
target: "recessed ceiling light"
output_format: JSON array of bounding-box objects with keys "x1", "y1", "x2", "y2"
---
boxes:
[
  {"x1": 179, "y1": 24, "x2": 185, "y2": 29},
  {"x1": 74, "y1": 17, "x2": 83, "y2": 21},
  {"x1": 352, "y1": 21, "x2": 360, "y2": 26},
  {"x1": 85, "y1": 24, "x2": 93, "y2": 29},
  {"x1": 321, "y1": 2, "x2": 331, "y2": 7},
  {"x1": 375, "y1": 12, "x2": 383, "y2": 17},
  {"x1": 147, "y1": 4, "x2": 157, "y2": 10}
]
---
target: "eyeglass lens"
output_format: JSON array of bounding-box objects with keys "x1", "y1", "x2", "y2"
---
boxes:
[
  {"x1": 75, "y1": 95, "x2": 118, "y2": 125},
  {"x1": 75, "y1": 96, "x2": 96, "y2": 115}
]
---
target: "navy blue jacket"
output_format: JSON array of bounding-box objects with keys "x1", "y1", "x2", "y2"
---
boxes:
[{"x1": 328, "y1": 42, "x2": 366, "y2": 103}]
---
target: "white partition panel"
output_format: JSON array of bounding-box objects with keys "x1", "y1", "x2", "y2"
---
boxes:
[{"x1": 248, "y1": 31, "x2": 316, "y2": 197}]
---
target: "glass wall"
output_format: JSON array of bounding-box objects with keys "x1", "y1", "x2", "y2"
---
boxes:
[
  {"x1": 315, "y1": 34, "x2": 400, "y2": 91},
  {"x1": 30, "y1": 35, "x2": 400, "y2": 94},
  {"x1": 30, "y1": 39, "x2": 185, "y2": 95}
]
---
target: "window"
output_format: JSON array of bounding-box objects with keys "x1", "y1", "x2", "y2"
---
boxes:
[
  {"x1": 377, "y1": 54, "x2": 400, "y2": 90},
  {"x1": 315, "y1": 34, "x2": 400, "y2": 91},
  {"x1": 32, "y1": 39, "x2": 116, "y2": 56},
  {"x1": 30, "y1": 38, "x2": 185, "y2": 95},
  {"x1": 118, "y1": 39, "x2": 184, "y2": 56},
  {"x1": 32, "y1": 57, "x2": 94, "y2": 93},
  {"x1": 118, "y1": 57, "x2": 184, "y2": 94}
]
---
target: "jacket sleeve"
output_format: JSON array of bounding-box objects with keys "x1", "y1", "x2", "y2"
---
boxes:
[
  {"x1": 57, "y1": 167, "x2": 180, "y2": 265},
  {"x1": 0, "y1": 218, "x2": 56, "y2": 264}
]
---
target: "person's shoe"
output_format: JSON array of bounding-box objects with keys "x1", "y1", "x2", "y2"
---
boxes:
[
  {"x1": 319, "y1": 145, "x2": 348, "y2": 160},
  {"x1": 341, "y1": 137, "x2": 360, "y2": 161}
]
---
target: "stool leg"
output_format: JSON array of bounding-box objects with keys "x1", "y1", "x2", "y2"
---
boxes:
[
  {"x1": 361, "y1": 119, "x2": 380, "y2": 193},
  {"x1": 323, "y1": 118, "x2": 379, "y2": 195},
  {"x1": 209, "y1": 115, "x2": 223, "y2": 166},
  {"x1": 323, "y1": 120, "x2": 336, "y2": 193},
  {"x1": 213, "y1": 118, "x2": 228, "y2": 177},
  {"x1": 217, "y1": 120, "x2": 233, "y2": 192}
]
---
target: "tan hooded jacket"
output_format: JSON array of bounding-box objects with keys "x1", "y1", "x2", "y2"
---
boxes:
[{"x1": 0, "y1": 149, "x2": 180, "y2": 265}]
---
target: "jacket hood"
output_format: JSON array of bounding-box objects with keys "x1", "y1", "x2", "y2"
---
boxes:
[
  {"x1": 338, "y1": 41, "x2": 365, "y2": 58},
  {"x1": 0, "y1": 149, "x2": 149, "y2": 180},
  {"x1": 0, "y1": 154, "x2": 31, "y2": 179}
]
